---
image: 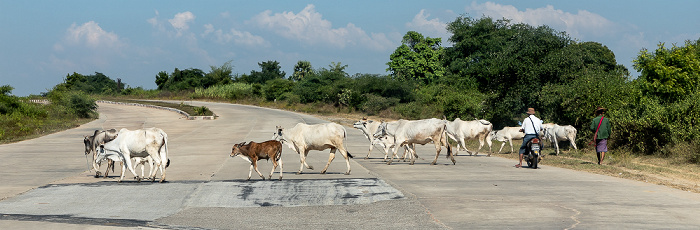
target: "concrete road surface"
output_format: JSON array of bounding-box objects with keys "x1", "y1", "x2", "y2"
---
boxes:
[{"x1": 1, "y1": 101, "x2": 699, "y2": 229}]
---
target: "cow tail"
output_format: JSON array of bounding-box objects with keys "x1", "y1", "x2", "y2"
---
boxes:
[
  {"x1": 442, "y1": 123, "x2": 452, "y2": 158},
  {"x1": 275, "y1": 142, "x2": 283, "y2": 162},
  {"x1": 161, "y1": 132, "x2": 170, "y2": 168},
  {"x1": 342, "y1": 126, "x2": 354, "y2": 158}
]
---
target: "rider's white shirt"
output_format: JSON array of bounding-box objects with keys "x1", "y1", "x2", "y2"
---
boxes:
[{"x1": 521, "y1": 115, "x2": 543, "y2": 135}]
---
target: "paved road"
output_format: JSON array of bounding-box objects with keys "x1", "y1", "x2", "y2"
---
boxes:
[{"x1": 1, "y1": 101, "x2": 699, "y2": 229}]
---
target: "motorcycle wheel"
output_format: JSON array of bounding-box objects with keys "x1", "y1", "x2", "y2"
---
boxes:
[
  {"x1": 532, "y1": 153, "x2": 539, "y2": 169},
  {"x1": 526, "y1": 156, "x2": 533, "y2": 168}
]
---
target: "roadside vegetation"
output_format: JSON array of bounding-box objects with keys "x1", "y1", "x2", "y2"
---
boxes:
[{"x1": 2, "y1": 16, "x2": 698, "y2": 191}]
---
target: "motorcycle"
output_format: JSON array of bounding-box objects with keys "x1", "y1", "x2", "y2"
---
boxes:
[{"x1": 525, "y1": 137, "x2": 542, "y2": 169}]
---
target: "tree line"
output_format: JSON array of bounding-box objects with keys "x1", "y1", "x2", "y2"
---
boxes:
[{"x1": 3, "y1": 15, "x2": 699, "y2": 162}]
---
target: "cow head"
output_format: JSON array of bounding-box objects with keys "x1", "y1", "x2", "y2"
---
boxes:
[
  {"x1": 272, "y1": 126, "x2": 284, "y2": 141},
  {"x1": 373, "y1": 122, "x2": 388, "y2": 139},
  {"x1": 83, "y1": 135, "x2": 94, "y2": 155},
  {"x1": 352, "y1": 119, "x2": 369, "y2": 130},
  {"x1": 230, "y1": 142, "x2": 247, "y2": 157}
]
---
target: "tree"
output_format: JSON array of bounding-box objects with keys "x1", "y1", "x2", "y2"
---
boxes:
[
  {"x1": 444, "y1": 16, "x2": 575, "y2": 125},
  {"x1": 291, "y1": 60, "x2": 312, "y2": 81},
  {"x1": 386, "y1": 31, "x2": 445, "y2": 84},
  {"x1": 155, "y1": 71, "x2": 169, "y2": 90},
  {"x1": 61, "y1": 72, "x2": 122, "y2": 95},
  {"x1": 241, "y1": 61, "x2": 286, "y2": 84},
  {"x1": 205, "y1": 60, "x2": 234, "y2": 87},
  {"x1": 634, "y1": 39, "x2": 700, "y2": 103}
]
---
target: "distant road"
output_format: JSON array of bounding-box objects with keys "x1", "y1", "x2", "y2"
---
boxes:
[{"x1": 1, "y1": 101, "x2": 699, "y2": 229}]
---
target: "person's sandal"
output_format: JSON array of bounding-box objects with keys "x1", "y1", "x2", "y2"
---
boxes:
[{"x1": 514, "y1": 164, "x2": 522, "y2": 168}]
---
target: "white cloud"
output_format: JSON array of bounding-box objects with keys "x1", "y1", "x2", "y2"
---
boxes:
[
  {"x1": 249, "y1": 4, "x2": 393, "y2": 51},
  {"x1": 63, "y1": 21, "x2": 124, "y2": 49},
  {"x1": 202, "y1": 23, "x2": 269, "y2": 48},
  {"x1": 466, "y1": 2, "x2": 615, "y2": 39},
  {"x1": 169, "y1": 11, "x2": 196, "y2": 37},
  {"x1": 406, "y1": 9, "x2": 450, "y2": 44}
]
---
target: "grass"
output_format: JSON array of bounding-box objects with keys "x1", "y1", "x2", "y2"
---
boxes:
[{"x1": 486, "y1": 140, "x2": 700, "y2": 193}]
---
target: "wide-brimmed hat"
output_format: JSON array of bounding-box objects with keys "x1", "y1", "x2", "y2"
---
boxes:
[
  {"x1": 595, "y1": 106, "x2": 607, "y2": 114},
  {"x1": 526, "y1": 108, "x2": 536, "y2": 115}
]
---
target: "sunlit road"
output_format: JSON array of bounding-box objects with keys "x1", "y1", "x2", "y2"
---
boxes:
[{"x1": 1, "y1": 101, "x2": 699, "y2": 229}]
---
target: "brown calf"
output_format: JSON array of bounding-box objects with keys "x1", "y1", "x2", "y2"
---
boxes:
[{"x1": 230, "y1": 140, "x2": 284, "y2": 180}]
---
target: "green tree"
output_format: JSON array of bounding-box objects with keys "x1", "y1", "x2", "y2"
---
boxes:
[
  {"x1": 240, "y1": 61, "x2": 286, "y2": 84},
  {"x1": 386, "y1": 31, "x2": 445, "y2": 84},
  {"x1": 291, "y1": 60, "x2": 312, "y2": 82},
  {"x1": 634, "y1": 40, "x2": 700, "y2": 103},
  {"x1": 205, "y1": 60, "x2": 234, "y2": 87},
  {"x1": 444, "y1": 16, "x2": 575, "y2": 125},
  {"x1": 155, "y1": 71, "x2": 169, "y2": 90}
]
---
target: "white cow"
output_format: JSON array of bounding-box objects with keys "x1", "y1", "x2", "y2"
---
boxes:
[
  {"x1": 374, "y1": 118, "x2": 453, "y2": 165},
  {"x1": 353, "y1": 118, "x2": 411, "y2": 161},
  {"x1": 99, "y1": 127, "x2": 170, "y2": 182},
  {"x1": 273, "y1": 123, "x2": 353, "y2": 175},
  {"x1": 491, "y1": 127, "x2": 525, "y2": 153},
  {"x1": 542, "y1": 124, "x2": 578, "y2": 155},
  {"x1": 445, "y1": 118, "x2": 493, "y2": 156}
]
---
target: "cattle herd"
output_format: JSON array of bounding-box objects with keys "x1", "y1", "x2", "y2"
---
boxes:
[{"x1": 83, "y1": 118, "x2": 578, "y2": 182}]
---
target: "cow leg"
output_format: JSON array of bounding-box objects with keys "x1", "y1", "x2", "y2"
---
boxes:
[
  {"x1": 387, "y1": 144, "x2": 400, "y2": 165},
  {"x1": 252, "y1": 160, "x2": 265, "y2": 180},
  {"x1": 570, "y1": 136, "x2": 578, "y2": 150},
  {"x1": 121, "y1": 151, "x2": 140, "y2": 183},
  {"x1": 92, "y1": 151, "x2": 103, "y2": 178},
  {"x1": 341, "y1": 148, "x2": 351, "y2": 175},
  {"x1": 247, "y1": 164, "x2": 254, "y2": 180},
  {"x1": 365, "y1": 139, "x2": 375, "y2": 159},
  {"x1": 298, "y1": 149, "x2": 313, "y2": 174},
  {"x1": 498, "y1": 142, "x2": 506, "y2": 154},
  {"x1": 269, "y1": 159, "x2": 277, "y2": 180},
  {"x1": 509, "y1": 139, "x2": 515, "y2": 153},
  {"x1": 554, "y1": 140, "x2": 560, "y2": 156},
  {"x1": 321, "y1": 148, "x2": 336, "y2": 174},
  {"x1": 486, "y1": 134, "x2": 493, "y2": 156}
]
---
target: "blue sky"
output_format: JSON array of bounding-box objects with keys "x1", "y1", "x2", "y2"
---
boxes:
[{"x1": 1, "y1": 1, "x2": 699, "y2": 96}]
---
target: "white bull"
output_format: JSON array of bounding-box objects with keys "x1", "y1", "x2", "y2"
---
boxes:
[
  {"x1": 445, "y1": 118, "x2": 493, "y2": 156},
  {"x1": 374, "y1": 118, "x2": 453, "y2": 165},
  {"x1": 353, "y1": 118, "x2": 410, "y2": 161},
  {"x1": 491, "y1": 127, "x2": 525, "y2": 153},
  {"x1": 99, "y1": 127, "x2": 170, "y2": 182},
  {"x1": 542, "y1": 124, "x2": 578, "y2": 155},
  {"x1": 273, "y1": 123, "x2": 353, "y2": 175}
]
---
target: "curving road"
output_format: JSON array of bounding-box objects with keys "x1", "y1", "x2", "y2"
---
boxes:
[{"x1": 1, "y1": 101, "x2": 699, "y2": 229}]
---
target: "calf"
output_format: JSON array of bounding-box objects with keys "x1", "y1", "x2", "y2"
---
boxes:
[
  {"x1": 231, "y1": 140, "x2": 284, "y2": 180},
  {"x1": 491, "y1": 127, "x2": 525, "y2": 153},
  {"x1": 83, "y1": 129, "x2": 119, "y2": 177},
  {"x1": 353, "y1": 118, "x2": 405, "y2": 161}
]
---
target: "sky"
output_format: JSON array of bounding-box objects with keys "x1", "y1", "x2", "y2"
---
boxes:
[{"x1": 1, "y1": 1, "x2": 699, "y2": 96}]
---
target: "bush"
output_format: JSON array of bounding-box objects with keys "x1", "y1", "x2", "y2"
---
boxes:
[
  {"x1": 361, "y1": 94, "x2": 399, "y2": 115},
  {"x1": 263, "y1": 79, "x2": 294, "y2": 101}
]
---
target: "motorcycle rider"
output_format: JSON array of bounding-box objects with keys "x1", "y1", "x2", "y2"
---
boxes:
[{"x1": 515, "y1": 108, "x2": 543, "y2": 168}]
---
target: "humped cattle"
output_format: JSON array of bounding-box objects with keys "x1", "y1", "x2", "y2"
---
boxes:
[
  {"x1": 98, "y1": 127, "x2": 170, "y2": 182},
  {"x1": 83, "y1": 129, "x2": 119, "y2": 177},
  {"x1": 231, "y1": 140, "x2": 284, "y2": 180},
  {"x1": 273, "y1": 123, "x2": 353, "y2": 175},
  {"x1": 374, "y1": 118, "x2": 453, "y2": 165},
  {"x1": 491, "y1": 127, "x2": 525, "y2": 153},
  {"x1": 542, "y1": 123, "x2": 578, "y2": 155},
  {"x1": 445, "y1": 118, "x2": 493, "y2": 156},
  {"x1": 352, "y1": 118, "x2": 406, "y2": 161}
]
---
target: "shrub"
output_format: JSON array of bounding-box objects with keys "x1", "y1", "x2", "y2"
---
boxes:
[
  {"x1": 361, "y1": 94, "x2": 399, "y2": 115},
  {"x1": 263, "y1": 79, "x2": 294, "y2": 101}
]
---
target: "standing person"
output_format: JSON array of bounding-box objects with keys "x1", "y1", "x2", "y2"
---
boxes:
[
  {"x1": 516, "y1": 108, "x2": 543, "y2": 168},
  {"x1": 590, "y1": 107, "x2": 611, "y2": 165}
]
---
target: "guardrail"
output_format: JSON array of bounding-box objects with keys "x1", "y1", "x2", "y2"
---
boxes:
[{"x1": 97, "y1": 100, "x2": 217, "y2": 120}]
